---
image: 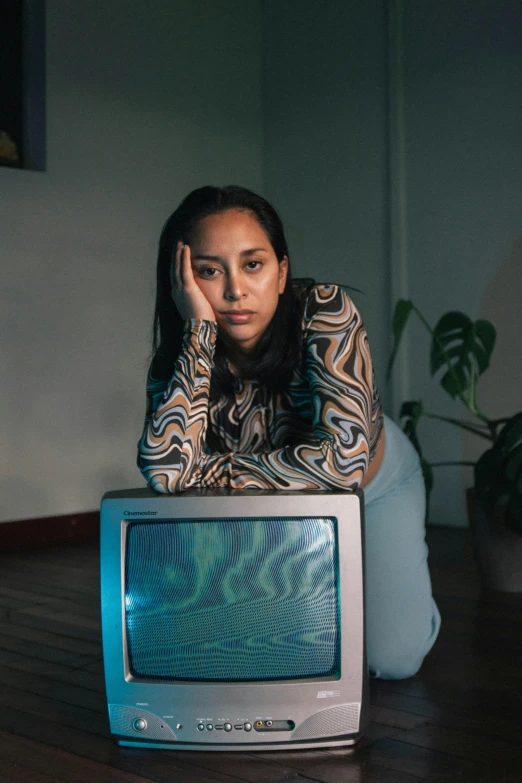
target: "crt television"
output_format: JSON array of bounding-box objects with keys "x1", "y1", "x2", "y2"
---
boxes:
[{"x1": 100, "y1": 487, "x2": 369, "y2": 751}]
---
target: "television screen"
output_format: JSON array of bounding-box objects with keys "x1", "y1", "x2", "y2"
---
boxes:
[{"x1": 125, "y1": 516, "x2": 339, "y2": 682}]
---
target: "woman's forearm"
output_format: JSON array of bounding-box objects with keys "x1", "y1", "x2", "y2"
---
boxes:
[{"x1": 137, "y1": 320, "x2": 217, "y2": 492}]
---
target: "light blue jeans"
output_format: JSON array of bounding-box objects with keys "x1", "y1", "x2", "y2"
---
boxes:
[{"x1": 362, "y1": 413, "x2": 441, "y2": 679}]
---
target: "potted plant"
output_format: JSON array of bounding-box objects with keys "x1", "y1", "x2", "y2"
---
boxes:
[{"x1": 386, "y1": 300, "x2": 522, "y2": 591}]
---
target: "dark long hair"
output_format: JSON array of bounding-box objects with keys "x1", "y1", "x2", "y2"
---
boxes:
[{"x1": 150, "y1": 185, "x2": 363, "y2": 399}]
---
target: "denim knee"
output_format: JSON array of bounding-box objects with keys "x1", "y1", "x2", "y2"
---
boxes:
[
  {"x1": 369, "y1": 647, "x2": 425, "y2": 680},
  {"x1": 368, "y1": 598, "x2": 441, "y2": 680}
]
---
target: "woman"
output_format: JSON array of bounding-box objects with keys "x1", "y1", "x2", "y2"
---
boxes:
[{"x1": 137, "y1": 185, "x2": 441, "y2": 679}]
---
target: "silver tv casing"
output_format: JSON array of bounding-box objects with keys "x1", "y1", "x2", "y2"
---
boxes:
[{"x1": 100, "y1": 488, "x2": 369, "y2": 751}]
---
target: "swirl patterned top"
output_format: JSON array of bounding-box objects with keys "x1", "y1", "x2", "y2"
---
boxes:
[{"x1": 137, "y1": 284, "x2": 384, "y2": 493}]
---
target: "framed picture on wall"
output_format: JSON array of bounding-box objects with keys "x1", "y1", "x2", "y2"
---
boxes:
[{"x1": 0, "y1": 0, "x2": 45, "y2": 171}]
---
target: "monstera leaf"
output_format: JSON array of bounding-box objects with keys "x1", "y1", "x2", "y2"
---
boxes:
[
  {"x1": 387, "y1": 298, "x2": 521, "y2": 534},
  {"x1": 430, "y1": 312, "x2": 496, "y2": 400},
  {"x1": 475, "y1": 413, "x2": 522, "y2": 534}
]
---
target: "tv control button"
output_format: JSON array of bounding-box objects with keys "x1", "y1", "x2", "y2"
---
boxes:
[
  {"x1": 176, "y1": 724, "x2": 183, "y2": 730},
  {"x1": 132, "y1": 718, "x2": 147, "y2": 732},
  {"x1": 244, "y1": 723, "x2": 252, "y2": 731},
  {"x1": 206, "y1": 724, "x2": 213, "y2": 731},
  {"x1": 197, "y1": 723, "x2": 205, "y2": 731},
  {"x1": 215, "y1": 725, "x2": 224, "y2": 730},
  {"x1": 224, "y1": 723, "x2": 232, "y2": 732},
  {"x1": 234, "y1": 724, "x2": 244, "y2": 730}
]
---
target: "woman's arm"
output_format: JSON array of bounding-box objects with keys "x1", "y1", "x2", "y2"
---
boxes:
[
  {"x1": 138, "y1": 285, "x2": 378, "y2": 493},
  {"x1": 137, "y1": 319, "x2": 217, "y2": 492}
]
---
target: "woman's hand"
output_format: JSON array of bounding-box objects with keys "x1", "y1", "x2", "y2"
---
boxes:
[{"x1": 171, "y1": 241, "x2": 216, "y2": 322}]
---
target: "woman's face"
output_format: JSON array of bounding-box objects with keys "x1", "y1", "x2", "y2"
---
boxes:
[{"x1": 189, "y1": 209, "x2": 288, "y2": 357}]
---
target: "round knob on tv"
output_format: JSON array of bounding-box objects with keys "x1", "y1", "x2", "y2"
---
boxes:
[
  {"x1": 132, "y1": 718, "x2": 147, "y2": 732},
  {"x1": 224, "y1": 723, "x2": 232, "y2": 732}
]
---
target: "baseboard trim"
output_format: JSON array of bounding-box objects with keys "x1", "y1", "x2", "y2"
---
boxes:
[{"x1": 0, "y1": 511, "x2": 100, "y2": 549}]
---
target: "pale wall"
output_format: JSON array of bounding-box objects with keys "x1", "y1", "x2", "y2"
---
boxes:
[
  {"x1": 2, "y1": 1, "x2": 520, "y2": 528},
  {"x1": 0, "y1": 0, "x2": 264, "y2": 522},
  {"x1": 262, "y1": 0, "x2": 521, "y2": 527},
  {"x1": 262, "y1": 0, "x2": 390, "y2": 407},
  {"x1": 402, "y1": 0, "x2": 522, "y2": 526}
]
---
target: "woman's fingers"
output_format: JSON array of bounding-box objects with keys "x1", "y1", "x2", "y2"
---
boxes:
[
  {"x1": 179, "y1": 243, "x2": 194, "y2": 288},
  {"x1": 170, "y1": 241, "x2": 215, "y2": 321},
  {"x1": 175, "y1": 243, "x2": 183, "y2": 289},
  {"x1": 176, "y1": 242, "x2": 184, "y2": 288},
  {"x1": 170, "y1": 242, "x2": 180, "y2": 292},
  {"x1": 174, "y1": 242, "x2": 197, "y2": 291}
]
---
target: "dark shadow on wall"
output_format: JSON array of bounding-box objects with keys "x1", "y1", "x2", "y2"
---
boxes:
[{"x1": 461, "y1": 237, "x2": 522, "y2": 478}]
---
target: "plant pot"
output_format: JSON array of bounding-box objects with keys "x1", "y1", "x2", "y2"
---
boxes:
[{"x1": 466, "y1": 487, "x2": 522, "y2": 592}]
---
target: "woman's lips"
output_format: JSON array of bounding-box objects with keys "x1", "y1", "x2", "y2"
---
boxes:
[{"x1": 222, "y1": 311, "x2": 255, "y2": 324}]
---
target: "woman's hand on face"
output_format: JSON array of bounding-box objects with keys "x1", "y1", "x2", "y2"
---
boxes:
[{"x1": 171, "y1": 242, "x2": 216, "y2": 322}]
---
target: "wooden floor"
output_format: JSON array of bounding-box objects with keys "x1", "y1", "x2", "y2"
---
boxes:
[{"x1": 0, "y1": 526, "x2": 521, "y2": 783}]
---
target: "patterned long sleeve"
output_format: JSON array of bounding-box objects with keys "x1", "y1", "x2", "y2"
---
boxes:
[
  {"x1": 137, "y1": 285, "x2": 382, "y2": 493},
  {"x1": 137, "y1": 320, "x2": 217, "y2": 493}
]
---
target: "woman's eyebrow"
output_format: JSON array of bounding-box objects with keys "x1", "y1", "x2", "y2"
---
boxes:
[{"x1": 192, "y1": 248, "x2": 269, "y2": 261}]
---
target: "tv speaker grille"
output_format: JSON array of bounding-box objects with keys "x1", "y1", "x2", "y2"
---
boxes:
[{"x1": 292, "y1": 703, "x2": 361, "y2": 740}]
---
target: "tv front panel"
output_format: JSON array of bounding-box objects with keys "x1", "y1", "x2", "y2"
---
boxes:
[{"x1": 101, "y1": 488, "x2": 368, "y2": 750}]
